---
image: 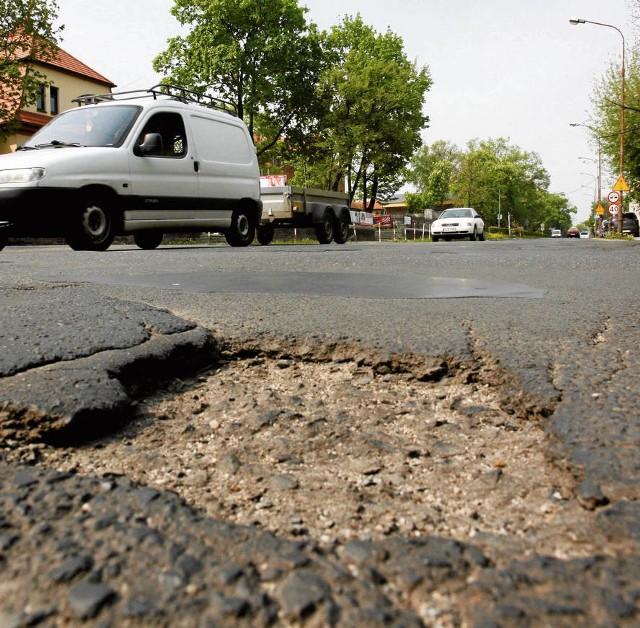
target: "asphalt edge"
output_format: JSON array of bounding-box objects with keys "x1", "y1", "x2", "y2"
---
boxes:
[{"x1": 0, "y1": 325, "x2": 219, "y2": 441}]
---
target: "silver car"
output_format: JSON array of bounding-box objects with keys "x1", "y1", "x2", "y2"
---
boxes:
[{"x1": 431, "y1": 207, "x2": 485, "y2": 242}]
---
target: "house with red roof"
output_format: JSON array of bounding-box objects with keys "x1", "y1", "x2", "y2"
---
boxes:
[{"x1": 1, "y1": 38, "x2": 115, "y2": 153}]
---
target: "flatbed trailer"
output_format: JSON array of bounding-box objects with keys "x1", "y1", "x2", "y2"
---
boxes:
[{"x1": 257, "y1": 185, "x2": 351, "y2": 245}]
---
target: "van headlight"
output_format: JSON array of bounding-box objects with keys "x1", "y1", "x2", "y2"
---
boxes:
[{"x1": 0, "y1": 168, "x2": 46, "y2": 184}]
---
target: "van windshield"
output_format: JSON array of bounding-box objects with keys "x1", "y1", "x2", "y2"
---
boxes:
[{"x1": 22, "y1": 105, "x2": 141, "y2": 149}]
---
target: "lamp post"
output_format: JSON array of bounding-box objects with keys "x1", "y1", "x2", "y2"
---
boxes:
[
  {"x1": 577, "y1": 152, "x2": 601, "y2": 205},
  {"x1": 570, "y1": 124, "x2": 604, "y2": 230},
  {"x1": 580, "y1": 171, "x2": 599, "y2": 204},
  {"x1": 570, "y1": 18, "x2": 625, "y2": 233}
]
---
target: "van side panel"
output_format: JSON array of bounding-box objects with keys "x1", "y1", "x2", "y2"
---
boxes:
[{"x1": 189, "y1": 114, "x2": 260, "y2": 209}]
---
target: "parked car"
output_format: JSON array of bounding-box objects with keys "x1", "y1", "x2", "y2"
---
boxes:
[
  {"x1": 622, "y1": 212, "x2": 640, "y2": 237},
  {"x1": 551, "y1": 229, "x2": 562, "y2": 238},
  {"x1": 566, "y1": 228, "x2": 581, "y2": 238},
  {"x1": 431, "y1": 207, "x2": 485, "y2": 242},
  {"x1": 580, "y1": 230, "x2": 590, "y2": 239}
]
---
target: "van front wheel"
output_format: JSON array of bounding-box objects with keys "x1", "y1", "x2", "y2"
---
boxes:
[
  {"x1": 225, "y1": 208, "x2": 255, "y2": 247},
  {"x1": 66, "y1": 196, "x2": 115, "y2": 251}
]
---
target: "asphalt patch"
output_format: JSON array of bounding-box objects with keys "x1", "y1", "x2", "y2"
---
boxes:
[{"x1": 52, "y1": 270, "x2": 545, "y2": 299}]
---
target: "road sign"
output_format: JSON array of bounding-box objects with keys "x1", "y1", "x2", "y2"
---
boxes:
[
  {"x1": 596, "y1": 203, "x2": 605, "y2": 216},
  {"x1": 608, "y1": 191, "x2": 621, "y2": 204},
  {"x1": 609, "y1": 203, "x2": 620, "y2": 215},
  {"x1": 612, "y1": 176, "x2": 630, "y2": 192}
]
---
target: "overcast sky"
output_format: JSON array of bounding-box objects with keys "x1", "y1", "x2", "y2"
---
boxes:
[{"x1": 56, "y1": 0, "x2": 636, "y2": 223}]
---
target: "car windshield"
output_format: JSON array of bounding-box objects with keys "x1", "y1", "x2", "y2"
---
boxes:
[
  {"x1": 440, "y1": 209, "x2": 472, "y2": 219},
  {"x1": 21, "y1": 105, "x2": 141, "y2": 149}
]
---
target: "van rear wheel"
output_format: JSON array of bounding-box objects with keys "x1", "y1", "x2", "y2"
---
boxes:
[
  {"x1": 66, "y1": 196, "x2": 115, "y2": 251},
  {"x1": 225, "y1": 207, "x2": 255, "y2": 247},
  {"x1": 134, "y1": 231, "x2": 163, "y2": 249}
]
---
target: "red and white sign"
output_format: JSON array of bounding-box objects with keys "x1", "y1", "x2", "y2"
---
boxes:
[
  {"x1": 609, "y1": 203, "x2": 620, "y2": 215},
  {"x1": 373, "y1": 215, "x2": 392, "y2": 227},
  {"x1": 260, "y1": 175, "x2": 288, "y2": 187},
  {"x1": 608, "y1": 191, "x2": 621, "y2": 204}
]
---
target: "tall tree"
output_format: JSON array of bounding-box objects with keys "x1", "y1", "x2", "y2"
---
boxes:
[
  {"x1": 304, "y1": 15, "x2": 431, "y2": 204},
  {"x1": 451, "y1": 138, "x2": 554, "y2": 227},
  {"x1": 406, "y1": 140, "x2": 460, "y2": 210},
  {"x1": 0, "y1": 0, "x2": 61, "y2": 142},
  {"x1": 153, "y1": 0, "x2": 323, "y2": 155},
  {"x1": 590, "y1": 49, "x2": 640, "y2": 202}
]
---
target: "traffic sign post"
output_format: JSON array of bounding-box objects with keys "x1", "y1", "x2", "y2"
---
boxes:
[{"x1": 608, "y1": 188, "x2": 625, "y2": 233}]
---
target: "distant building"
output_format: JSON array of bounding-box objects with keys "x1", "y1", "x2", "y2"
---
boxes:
[
  {"x1": 380, "y1": 193, "x2": 408, "y2": 219},
  {"x1": 0, "y1": 37, "x2": 114, "y2": 153}
]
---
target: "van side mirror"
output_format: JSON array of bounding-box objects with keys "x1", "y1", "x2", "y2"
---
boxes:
[{"x1": 134, "y1": 132, "x2": 163, "y2": 156}]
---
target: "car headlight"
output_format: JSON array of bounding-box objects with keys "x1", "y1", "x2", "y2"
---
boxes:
[{"x1": 0, "y1": 168, "x2": 46, "y2": 184}]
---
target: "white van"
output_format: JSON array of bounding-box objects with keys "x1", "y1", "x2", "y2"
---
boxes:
[{"x1": 0, "y1": 85, "x2": 262, "y2": 250}]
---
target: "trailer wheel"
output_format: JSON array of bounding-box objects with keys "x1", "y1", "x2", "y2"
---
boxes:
[
  {"x1": 333, "y1": 212, "x2": 350, "y2": 244},
  {"x1": 257, "y1": 223, "x2": 274, "y2": 246},
  {"x1": 134, "y1": 231, "x2": 163, "y2": 249},
  {"x1": 315, "y1": 208, "x2": 334, "y2": 244}
]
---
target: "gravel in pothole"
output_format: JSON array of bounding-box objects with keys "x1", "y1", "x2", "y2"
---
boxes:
[{"x1": 10, "y1": 351, "x2": 616, "y2": 567}]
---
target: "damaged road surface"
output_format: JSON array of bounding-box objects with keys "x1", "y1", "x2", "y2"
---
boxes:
[{"x1": 1, "y1": 240, "x2": 640, "y2": 625}]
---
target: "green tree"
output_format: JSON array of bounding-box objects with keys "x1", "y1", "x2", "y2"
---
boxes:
[
  {"x1": 405, "y1": 140, "x2": 460, "y2": 210},
  {"x1": 153, "y1": 0, "x2": 324, "y2": 155},
  {"x1": 590, "y1": 49, "x2": 640, "y2": 202},
  {"x1": 0, "y1": 0, "x2": 61, "y2": 143},
  {"x1": 303, "y1": 15, "x2": 431, "y2": 205},
  {"x1": 450, "y1": 138, "x2": 560, "y2": 229}
]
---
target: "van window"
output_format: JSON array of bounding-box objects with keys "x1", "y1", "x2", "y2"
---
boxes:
[
  {"x1": 137, "y1": 112, "x2": 187, "y2": 158},
  {"x1": 189, "y1": 115, "x2": 253, "y2": 164}
]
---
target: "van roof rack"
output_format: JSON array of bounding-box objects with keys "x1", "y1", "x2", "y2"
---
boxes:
[{"x1": 73, "y1": 84, "x2": 237, "y2": 116}]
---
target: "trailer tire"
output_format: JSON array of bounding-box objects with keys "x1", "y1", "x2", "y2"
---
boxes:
[
  {"x1": 315, "y1": 208, "x2": 334, "y2": 244},
  {"x1": 134, "y1": 231, "x2": 163, "y2": 249},
  {"x1": 333, "y1": 211, "x2": 350, "y2": 244},
  {"x1": 257, "y1": 223, "x2": 275, "y2": 246}
]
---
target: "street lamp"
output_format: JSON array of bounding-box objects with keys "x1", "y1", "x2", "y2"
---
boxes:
[
  {"x1": 570, "y1": 123, "x2": 604, "y2": 228},
  {"x1": 570, "y1": 18, "x2": 625, "y2": 233},
  {"x1": 580, "y1": 171, "x2": 598, "y2": 203}
]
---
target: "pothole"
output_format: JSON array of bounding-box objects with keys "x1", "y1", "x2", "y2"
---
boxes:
[{"x1": 5, "y1": 338, "x2": 616, "y2": 566}]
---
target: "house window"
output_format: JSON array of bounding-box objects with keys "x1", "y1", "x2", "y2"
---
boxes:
[
  {"x1": 36, "y1": 85, "x2": 46, "y2": 112},
  {"x1": 50, "y1": 86, "x2": 59, "y2": 115}
]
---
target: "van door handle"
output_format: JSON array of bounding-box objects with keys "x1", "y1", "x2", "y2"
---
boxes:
[{"x1": 194, "y1": 161, "x2": 200, "y2": 173}]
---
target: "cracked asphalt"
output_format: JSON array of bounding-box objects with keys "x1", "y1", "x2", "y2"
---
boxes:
[{"x1": 1, "y1": 238, "x2": 639, "y2": 626}]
